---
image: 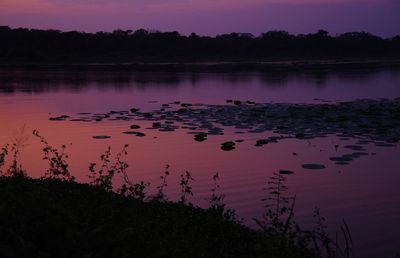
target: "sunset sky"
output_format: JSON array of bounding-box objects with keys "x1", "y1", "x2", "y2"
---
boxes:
[{"x1": 1, "y1": 0, "x2": 399, "y2": 36}]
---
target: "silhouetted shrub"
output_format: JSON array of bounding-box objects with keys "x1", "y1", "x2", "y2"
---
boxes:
[{"x1": 0, "y1": 27, "x2": 399, "y2": 63}]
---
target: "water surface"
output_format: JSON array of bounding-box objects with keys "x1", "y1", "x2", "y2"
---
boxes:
[{"x1": 1, "y1": 68, "x2": 400, "y2": 258}]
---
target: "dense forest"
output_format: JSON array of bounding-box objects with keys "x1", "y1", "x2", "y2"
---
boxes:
[{"x1": 0, "y1": 26, "x2": 399, "y2": 63}]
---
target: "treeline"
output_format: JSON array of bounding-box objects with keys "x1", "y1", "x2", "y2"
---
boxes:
[{"x1": 0, "y1": 26, "x2": 400, "y2": 63}]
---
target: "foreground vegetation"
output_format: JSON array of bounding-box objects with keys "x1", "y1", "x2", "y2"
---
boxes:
[
  {"x1": 0, "y1": 131, "x2": 354, "y2": 258},
  {"x1": 0, "y1": 175, "x2": 318, "y2": 258}
]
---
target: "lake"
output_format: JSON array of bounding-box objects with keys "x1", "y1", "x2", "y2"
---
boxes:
[{"x1": 1, "y1": 67, "x2": 400, "y2": 258}]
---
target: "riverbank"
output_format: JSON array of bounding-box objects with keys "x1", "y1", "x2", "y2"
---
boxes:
[
  {"x1": 1, "y1": 59, "x2": 400, "y2": 72},
  {"x1": 0, "y1": 175, "x2": 317, "y2": 258}
]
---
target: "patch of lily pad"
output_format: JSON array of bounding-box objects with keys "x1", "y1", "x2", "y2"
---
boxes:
[
  {"x1": 329, "y1": 156, "x2": 353, "y2": 162},
  {"x1": 92, "y1": 135, "x2": 111, "y2": 139},
  {"x1": 123, "y1": 131, "x2": 146, "y2": 137},
  {"x1": 194, "y1": 133, "x2": 207, "y2": 142},
  {"x1": 50, "y1": 99, "x2": 400, "y2": 153},
  {"x1": 279, "y1": 170, "x2": 295, "y2": 175},
  {"x1": 221, "y1": 141, "x2": 236, "y2": 151},
  {"x1": 49, "y1": 115, "x2": 69, "y2": 121},
  {"x1": 329, "y1": 151, "x2": 370, "y2": 165},
  {"x1": 302, "y1": 164, "x2": 326, "y2": 170}
]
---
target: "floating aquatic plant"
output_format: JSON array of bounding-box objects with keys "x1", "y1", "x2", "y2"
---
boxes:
[
  {"x1": 279, "y1": 170, "x2": 295, "y2": 175},
  {"x1": 302, "y1": 164, "x2": 326, "y2": 170},
  {"x1": 93, "y1": 135, "x2": 111, "y2": 139},
  {"x1": 221, "y1": 141, "x2": 236, "y2": 151},
  {"x1": 50, "y1": 99, "x2": 400, "y2": 154},
  {"x1": 194, "y1": 133, "x2": 207, "y2": 142}
]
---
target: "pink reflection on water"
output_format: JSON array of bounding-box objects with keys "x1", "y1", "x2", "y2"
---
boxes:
[{"x1": 1, "y1": 69, "x2": 400, "y2": 257}]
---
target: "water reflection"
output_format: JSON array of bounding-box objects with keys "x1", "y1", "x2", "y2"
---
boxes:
[
  {"x1": 1, "y1": 67, "x2": 399, "y2": 95},
  {"x1": 0, "y1": 67, "x2": 400, "y2": 258}
]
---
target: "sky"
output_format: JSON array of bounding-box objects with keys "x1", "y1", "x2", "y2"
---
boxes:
[{"x1": 0, "y1": 0, "x2": 399, "y2": 37}]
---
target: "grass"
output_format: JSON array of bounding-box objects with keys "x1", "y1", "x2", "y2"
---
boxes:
[
  {"x1": 0, "y1": 130, "x2": 355, "y2": 258},
  {"x1": 0, "y1": 175, "x2": 323, "y2": 258}
]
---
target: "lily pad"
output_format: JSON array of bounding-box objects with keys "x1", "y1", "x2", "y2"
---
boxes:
[
  {"x1": 302, "y1": 164, "x2": 326, "y2": 170},
  {"x1": 194, "y1": 133, "x2": 207, "y2": 142},
  {"x1": 221, "y1": 141, "x2": 236, "y2": 151},
  {"x1": 267, "y1": 137, "x2": 279, "y2": 143},
  {"x1": 255, "y1": 139, "x2": 269, "y2": 147},
  {"x1": 123, "y1": 131, "x2": 146, "y2": 137},
  {"x1": 295, "y1": 132, "x2": 306, "y2": 139},
  {"x1": 329, "y1": 156, "x2": 353, "y2": 162},
  {"x1": 181, "y1": 103, "x2": 193, "y2": 107},
  {"x1": 159, "y1": 127, "x2": 175, "y2": 132},
  {"x1": 49, "y1": 115, "x2": 69, "y2": 121},
  {"x1": 116, "y1": 116, "x2": 130, "y2": 121},
  {"x1": 279, "y1": 170, "x2": 294, "y2": 175},
  {"x1": 92, "y1": 136, "x2": 111, "y2": 139},
  {"x1": 152, "y1": 122, "x2": 162, "y2": 128},
  {"x1": 123, "y1": 131, "x2": 138, "y2": 135}
]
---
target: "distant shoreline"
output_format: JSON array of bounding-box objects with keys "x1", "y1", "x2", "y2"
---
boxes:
[{"x1": 1, "y1": 59, "x2": 400, "y2": 71}]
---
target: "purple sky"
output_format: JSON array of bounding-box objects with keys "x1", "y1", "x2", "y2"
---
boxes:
[{"x1": 1, "y1": 0, "x2": 399, "y2": 37}]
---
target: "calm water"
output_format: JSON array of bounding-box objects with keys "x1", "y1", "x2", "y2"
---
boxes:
[{"x1": 1, "y1": 68, "x2": 400, "y2": 258}]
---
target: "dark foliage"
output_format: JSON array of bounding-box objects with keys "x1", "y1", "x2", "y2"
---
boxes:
[
  {"x1": 0, "y1": 131, "x2": 354, "y2": 258},
  {"x1": 0, "y1": 176, "x2": 315, "y2": 258},
  {"x1": 33, "y1": 130, "x2": 74, "y2": 181},
  {"x1": 88, "y1": 145, "x2": 129, "y2": 192},
  {"x1": 0, "y1": 26, "x2": 399, "y2": 63}
]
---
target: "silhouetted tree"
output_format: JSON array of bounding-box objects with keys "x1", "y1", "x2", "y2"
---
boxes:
[{"x1": 0, "y1": 27, "x2": 398, "y2": 63}]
